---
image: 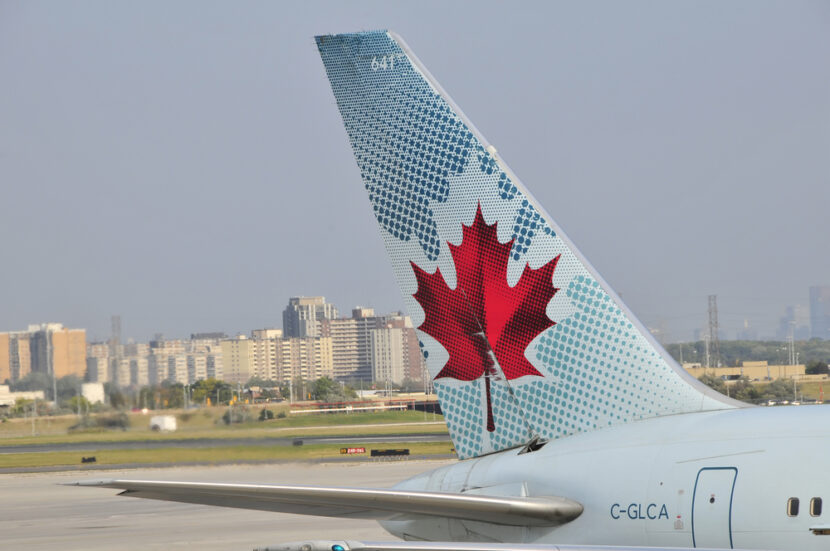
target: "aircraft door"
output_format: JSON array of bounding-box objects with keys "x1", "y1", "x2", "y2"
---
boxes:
[{"x1": 692, "y1": 467, "x2": 737, "y2": 549}]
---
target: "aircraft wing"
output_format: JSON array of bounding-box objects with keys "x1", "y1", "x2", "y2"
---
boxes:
[
  {"x1": 257, "y1": 541, "x2": 741, "y2": 551},
  {"x1": 72, "y1": 479, "x2": 582, "y2": 527}
]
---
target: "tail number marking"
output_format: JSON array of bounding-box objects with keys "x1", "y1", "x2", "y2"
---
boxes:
[
  {"x1": 371, "y1": 55, "x2": 402, "y2": 71},
  {"x1": 611, "y1": 503, "x2": 669, "y2": 520}
]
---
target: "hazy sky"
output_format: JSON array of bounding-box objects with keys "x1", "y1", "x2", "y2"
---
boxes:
[{"x1": 1, "y1": 1, "x2": 828, "y2": 343}]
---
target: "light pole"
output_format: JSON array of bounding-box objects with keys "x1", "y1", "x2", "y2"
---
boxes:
[{"x1": 31, "y1": 398, "x2": 37, "y2": 436}]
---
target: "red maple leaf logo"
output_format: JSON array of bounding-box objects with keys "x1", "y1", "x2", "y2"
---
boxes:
[{"x1": 411, "y1": 204, "x2": 560, "y2": 432}]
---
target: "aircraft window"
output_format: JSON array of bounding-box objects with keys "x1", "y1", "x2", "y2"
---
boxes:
[
  {"x1": 788, "y1": 498, "x2": 800, "y2": 517},
  {"x1": 811, "y1": 498, "x2": 823, "y2": 517}
]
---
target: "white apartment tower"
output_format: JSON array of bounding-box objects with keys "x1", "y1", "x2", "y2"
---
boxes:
[{"x1": 282, "y1": 297, "x2": 338, "y2": 338}]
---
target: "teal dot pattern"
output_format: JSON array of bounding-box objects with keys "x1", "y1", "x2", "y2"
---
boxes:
[
  {"x1": 489, "y1": 381, "x2": 533, "y2": 449},
  {"x1": 317, "y1": 31, "x2": 732, "y2": 460},
  {"x1": 507, "y1": 273, "x2": 717, "y2": 442},
  {"x1": 435, "y1": 381, "x2": 484, "y2": 457}
]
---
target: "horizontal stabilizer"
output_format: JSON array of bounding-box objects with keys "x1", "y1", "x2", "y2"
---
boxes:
[
  {"x1": 256, "y1": 540, "x2": 743, "y2": 551},
  {"x1": 72, "y1": 479, "x2": 582, "y2": 527}
]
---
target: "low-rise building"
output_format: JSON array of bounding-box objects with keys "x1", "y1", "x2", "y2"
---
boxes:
[
  {"x1": 0, "y1": 385, "x2": 45, "y2": 407},
  {"x1": 81, "y1": 382, "x2": 105, "y2": 404},
  {"x1": 684, "y1": 360, "x2": 807, "y2": 382}
]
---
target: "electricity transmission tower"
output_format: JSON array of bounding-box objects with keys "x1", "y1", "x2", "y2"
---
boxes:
[{"x1": 707, "y1": 295, "x2": 721, "y2": 368}]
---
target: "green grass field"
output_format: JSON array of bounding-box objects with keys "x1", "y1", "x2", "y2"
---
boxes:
[
  {"x1": 0, "y1": 408, "x2": 446, "y2": 444},
  {"x1": 0, "y1": 407, "x2": 448, "y2": 470},
  {"x1": 0, "y1": 441, "x2": 454, "y2": 469}
]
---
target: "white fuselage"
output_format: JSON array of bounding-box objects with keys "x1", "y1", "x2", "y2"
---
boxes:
[{"x1": 384, "y1": 405, "x2": 830, "y2": 550}]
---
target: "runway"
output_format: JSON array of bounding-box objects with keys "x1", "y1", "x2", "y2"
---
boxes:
[
  {"x1": 0, "y1": 433, "x2": 450, "y2": 454},
  {"x1": 0, "y1": 460, "x2": 453, "y2": 550}
]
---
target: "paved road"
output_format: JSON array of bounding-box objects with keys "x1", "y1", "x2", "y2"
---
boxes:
[
  {"x1": 0, "y1": 432, "x2": 451, "y2": 454},
  {"x1": 0, "y1": 460, "x2": 453, "y2": 551}
]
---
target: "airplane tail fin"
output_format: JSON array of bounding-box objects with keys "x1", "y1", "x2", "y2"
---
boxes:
[{"x1": 316, "y1": 31, "x2": 741, "y2": 459}]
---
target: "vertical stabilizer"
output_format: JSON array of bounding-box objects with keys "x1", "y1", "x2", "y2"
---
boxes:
[{"x1": 316, "y1": 31, "x2": 742, "y2": 460}]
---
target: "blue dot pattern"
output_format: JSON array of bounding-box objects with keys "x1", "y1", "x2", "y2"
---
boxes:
[
  {"x1": 317, "y1": 31, "x2": 734, "y2": 459},
  {"x1": 512, "y1": 200, "x2": 554, "y2": 261},
  {"x1": 477, "y1": 145, "x2": 517, "y2": 200},
  {"x1": 317, "y1": 32, "x2": 473, "y2": 260},
  {"x1": 317, "y1": 32, "x2": 545, "y2": 262}
]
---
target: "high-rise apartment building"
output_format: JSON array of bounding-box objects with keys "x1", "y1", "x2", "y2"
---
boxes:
[
  {"x1": 250, "y1": 329, "x2": 282, "y2": 380},
  {"x1": 810, "y1": 286, "x2": 830, "y2": 340},
  {"x1": 9, "y1": 333, "x2": 32, "y2": 382},
  {"x1": 49, "y1": 325, "x2": 87, "y2": 378},
  {"x1": 320, "y1": 307, "x2": 424, "y2": 383},
  {"x1": 0, "y1": 334, "x2": 9, "y2": 383},
  {"x1": 220, "y1": 336, "x2": 255, "y2": 384},
  {"x1": 187, "y1": 355, "x2": 208, "y2": 383},
  {"x1": 130, "y1": 357, "x2": 150, "y2": 386},
  {"x1": 147, "y1": 339, "x2": 186, "y2": 385},
  {"x1": 370, "y1": 315, "x2": 425, "y2": 385},
  {"x1": 277, "y1": 336, "x2": 334, "y2": 383},
  {"x1": 2, "y1": 324, "x2": 87, "y2": 381},
  {"x1": 145, "y1": 337, "x2": 223, "y2": 385},
  {"x1": 85, "y1": 342, "x2": 110, "y2": 383},
  {"x1": 371, "y1": 326, "x2": 405, "y2": 384},
  {"x1": 388, "y1": 314, "x2": 425, "y2": 384},
  {"x1": 320, "y1": 307, "x2": 386, "y2": 381},
  {"x1": 188, "y1": 337, "x2": 223, "y2": 384},
  {"x1": 0, "y1": 332, "x2": 32, "y2": 383},
  {"x1": 221, "y1": 330, "x2": 332, "y2": 384},
  {"x1": 282, "y1": 297, "x2": 338, "y2": 337},
  {"x1": 86, "y1": 341, "x2": 156, "y2": 386},
  {"x1": 113, "y1": 358, "x2": 132, "y2": 387}
]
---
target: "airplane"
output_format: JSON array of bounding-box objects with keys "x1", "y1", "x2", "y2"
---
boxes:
[{"x1": 75, "y1": 31, "x2": 830, "y2": 551}]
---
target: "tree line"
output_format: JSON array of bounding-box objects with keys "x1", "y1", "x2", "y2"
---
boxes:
[
  {"x1": 665, "y1": 339, "x2": 830, "y2": 370},
  {"x1": 3, "y1": 373, "x2": 411, "y2": 417}
]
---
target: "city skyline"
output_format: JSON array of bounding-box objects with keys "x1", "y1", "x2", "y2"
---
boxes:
[
  {"x1": 1, "y1": 296, "x2": 426, "y2": 388},
  {"x1": 6, "y1": 286, "x2": 830, "y2": 348},
  {"x1": 2, "y1": 2, "x2": 828, "y2": 344}
]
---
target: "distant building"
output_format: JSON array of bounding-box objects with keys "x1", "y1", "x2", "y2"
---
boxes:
[
  {"x1": 81, "y1": 382, "x2": 105, "y2": 404},
  {"x1": 280, "y1": 335, "x2": 334, "y2": 383},
  {"x1": 28, "y1": 323, "x2": 87, "y2": 379},
  {"x1": 0, "y1": 331, "x2": 32, "y2": 383},
  {"x1": 220, "y1": 336, "x2": 254, "y2": 384},
  {"x1": 320, "y1": 308, "x2": 424, "y2": 384},
  {"x1": 282, "y1": 297, "x2": 338, "y2": 337},
  {"x1": 85, "y1": 342, "x2": 110, "y2": 383},
  {"x1": 737, "y1": 319, "x2": 758, "y2": 341},
  {"x1": 371, "y1": 314, "x2": 424, "y2": 385},
  {"x1": 220, "y1": 330, "x2": 333, "y2": 384},
  {"x1": 190, "y1": 332, "x2": 227, "y2": 340},
  {"x1": 321, "y1": 307, "x2": 383, "y2": 381},
  {"x1": 0, "y1": 385, "x2": 45, "y2": 407},
  {"x1": 777, "y1": 305, "x2": 811, "y2": 341},
  {"x1": 371, "y1": 325, "x2": 405, "y2": 384},
  {"x1": 0, "y1": 324, "x2": 85, "y2": 383},
  {"x1": 187, "y1": 355, "x2": 208, "y2": 383},
  {"x1": 810, "y1": 286, "x2": 830, "y2": 340},
  {"x1": 114, "y1": 358, "x2": 132, "y2": 387},
  {"x1": 187, "y1": 337, "x2": 223, "y2": 384},
  {"x1": 685, "y1": 360, "x2": 805, "y2": 382},
  {"x1": 145, "y1": 337, "x2": 223, "y2": 386},
  {"x1": 248, "y1": 329, "x2": 282, "y2": 380},
  {"x1": 130, "y1": 357, "x2": 150, "y2": 386}
]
